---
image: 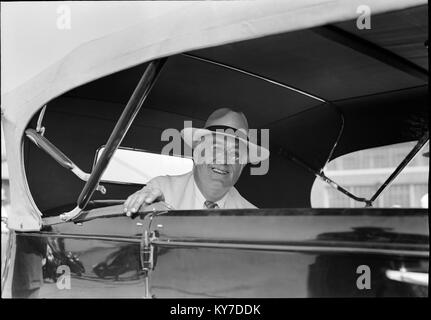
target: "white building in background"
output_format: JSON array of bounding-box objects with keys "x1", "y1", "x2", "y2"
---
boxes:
[{"x1": 312, "y1": 141, "x2": 429, "y2": 208}]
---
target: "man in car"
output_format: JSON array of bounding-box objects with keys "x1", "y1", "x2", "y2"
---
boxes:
[{"x1": 123, "y1": 108, "x2": 269, "y2": 213}]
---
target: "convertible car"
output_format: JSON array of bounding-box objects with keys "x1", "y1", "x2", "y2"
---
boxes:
[{"x1": 1, "y1": 0, "x2": 428, "y2": 298}]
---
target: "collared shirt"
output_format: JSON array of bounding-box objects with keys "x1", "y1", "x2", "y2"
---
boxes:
[
  {"x1": 146, "y1": 170, "x2": 256, "y2": 210},
  {"x1": 193, "y1": 178, "x2": 228, "y2": 209}
]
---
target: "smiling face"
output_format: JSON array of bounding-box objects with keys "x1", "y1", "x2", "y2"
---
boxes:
[{"x1": 193, "y1": 134, "x2": 246, "y2": 201}]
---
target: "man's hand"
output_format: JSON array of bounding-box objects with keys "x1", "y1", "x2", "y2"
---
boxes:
[{"x1": 123, "y1": 185, "x2": 165, "y2": 216}]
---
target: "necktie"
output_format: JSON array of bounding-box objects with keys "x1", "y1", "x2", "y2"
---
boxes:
[{"x1": 204, "y1": 200, "x2": 219, "y2": 209}]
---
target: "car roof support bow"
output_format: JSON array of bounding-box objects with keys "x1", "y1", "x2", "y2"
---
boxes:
[
  {"x1": 369, "y1": 131, "x2": 429, "y2": 205},
  {"x1": 276, "y1": 148, "x2": 372, "y2": 206},
  {"x1": 60, "y1": 58, "x2": 167, "y2": 221}
]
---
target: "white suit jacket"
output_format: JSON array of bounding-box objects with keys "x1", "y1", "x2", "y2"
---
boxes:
[{"x1": 146, "y1": 171, "x2": 256, "y2": 210}]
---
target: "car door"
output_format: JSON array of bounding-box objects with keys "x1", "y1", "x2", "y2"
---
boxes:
[
  {"x1": 145, "y1": 208, "x2": 428, "y2": 298},
  {"x1": 11, "y1": 206, "x2": 150, "y2": 298}
]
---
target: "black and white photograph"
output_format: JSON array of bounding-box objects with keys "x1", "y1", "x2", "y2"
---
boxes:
[{"x1": 0, "y1": 0, "x2": 429, "y2": 306}]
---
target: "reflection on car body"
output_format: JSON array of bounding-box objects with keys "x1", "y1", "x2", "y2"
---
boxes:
[{"x1": 92, "y1": 245, "x2": 140, "y2": 281}]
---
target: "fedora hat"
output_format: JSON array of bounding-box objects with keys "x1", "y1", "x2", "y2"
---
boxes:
[{"x1": 181, "y1": 108, "x2": 270, "y2": 164}]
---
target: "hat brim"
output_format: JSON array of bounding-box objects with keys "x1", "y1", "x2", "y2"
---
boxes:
[{"x1": 181, "y1": 127, "x2": 269, "y2": 164}]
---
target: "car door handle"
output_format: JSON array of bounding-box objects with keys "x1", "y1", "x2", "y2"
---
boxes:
[{"x1": 385, "y1": 268, "x2": 428, "y2": 286}]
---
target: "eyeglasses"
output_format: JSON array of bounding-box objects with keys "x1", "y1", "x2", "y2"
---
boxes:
[{"x1": 193, "y1": 135, "x2": 248, "y2": 164}]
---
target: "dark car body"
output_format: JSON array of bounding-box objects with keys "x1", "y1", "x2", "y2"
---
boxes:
[{"x1": 10, "y1": 207, "x2": 429, "y2": 298}]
